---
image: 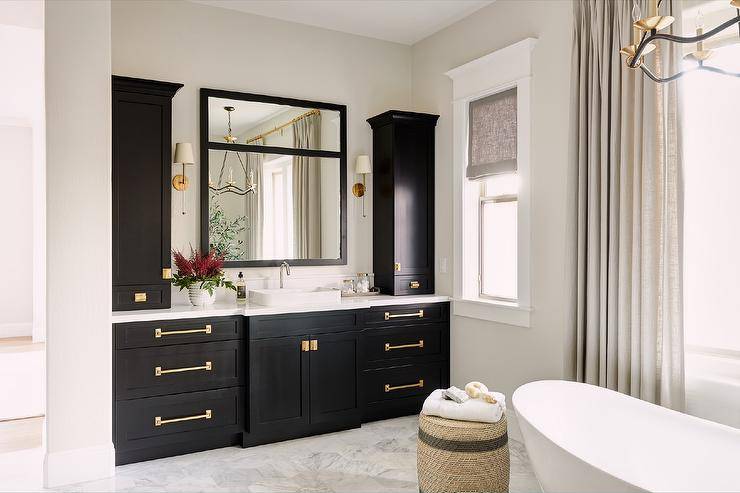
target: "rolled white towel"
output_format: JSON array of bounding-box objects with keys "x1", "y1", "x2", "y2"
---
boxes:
[{"x1": 422, "y1": 389, "x2": 505, "y2": 423}]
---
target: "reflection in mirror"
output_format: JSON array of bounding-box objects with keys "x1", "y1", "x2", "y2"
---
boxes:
[
  {"x1": 208, "y1": 150, "x2": 341, "y2": 262},
  {"x1": 208, "y1": 97, "x2": 340, "y2": 152}
]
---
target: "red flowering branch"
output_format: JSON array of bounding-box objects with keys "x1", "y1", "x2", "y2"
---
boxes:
[{"x1": 171, "y1": 248, "x2": 235, "y2": 294}]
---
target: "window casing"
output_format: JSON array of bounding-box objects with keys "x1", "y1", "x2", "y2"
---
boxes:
[{"x1": 446, "y1": 38, "x2": 535, "y2": 327}]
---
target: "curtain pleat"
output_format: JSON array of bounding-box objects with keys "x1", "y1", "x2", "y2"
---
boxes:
[{"x1": 571, "y1": 0, "x2": 685, "y2": 410}]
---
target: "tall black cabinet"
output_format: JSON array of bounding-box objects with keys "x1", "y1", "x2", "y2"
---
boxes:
[
  {"x1": 112, "y1": 76, "x2": 182, "y2": 311},
  {"x1": 367, "y1": 111, "x2": 439, "y2": 295}
]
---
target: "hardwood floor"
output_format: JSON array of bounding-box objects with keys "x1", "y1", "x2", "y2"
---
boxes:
[{"x1": 0, "y1": 416, "x2": 43, "y2": 454}]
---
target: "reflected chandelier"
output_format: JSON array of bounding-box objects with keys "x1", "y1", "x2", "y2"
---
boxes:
[
  {"x1": 209, "y1": 106, "x2": 257, "y2": 197},
  {"x1": 619, "y1": 0, "x2": 740, "y2": 83}
]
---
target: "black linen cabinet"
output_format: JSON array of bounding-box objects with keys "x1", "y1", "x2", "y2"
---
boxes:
[
  {"x1": 367, "y1": 111, "x2": 439, "y2": 295},
  {"x1": 112, "y1": 76, "x2": 182, "y2": 310}
]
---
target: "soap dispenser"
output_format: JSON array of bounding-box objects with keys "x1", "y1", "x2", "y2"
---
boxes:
[{"x1": 236, "y1": 271, "x2": 247, "y2": 303}]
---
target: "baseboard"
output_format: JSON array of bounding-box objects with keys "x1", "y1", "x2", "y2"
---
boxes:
[
  {"x1": 0, "y1": 322, "x2": 32, "y2": 338},
  {"x1": 44, "y1": 442, "x2": 115, "y2": 488}
]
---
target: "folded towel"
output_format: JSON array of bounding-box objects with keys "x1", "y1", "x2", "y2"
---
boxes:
[{"x1": 422, "y1": 389, "x2": 506, "y2": 423}]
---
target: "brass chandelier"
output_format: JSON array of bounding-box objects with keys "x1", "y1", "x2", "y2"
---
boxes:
[{"x1": 620, "y1": 0, "x2": 740, "y2": 83}]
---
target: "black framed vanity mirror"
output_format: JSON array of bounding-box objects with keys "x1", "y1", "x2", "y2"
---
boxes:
[{"x1": 200, "y1": 89, "x2": 347, "y2": 267}]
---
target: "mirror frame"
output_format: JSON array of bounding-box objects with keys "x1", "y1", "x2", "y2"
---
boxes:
[{"x1": 199, "y1": 88, "x2": 347, "y2": 267}]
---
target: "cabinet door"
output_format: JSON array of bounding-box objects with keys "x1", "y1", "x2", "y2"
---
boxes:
[
  {"x1": 309, "y1": 331, "x2": 359, "y2": 424},
  {"x1": 249, "y1": 335, "x2": 309, "y2": 434},
  {"x1": 112, "y1": 90, "x2": 171, "y2": 310},
  {"x1": 393, "y1": 120, "x2": 434, "y2": 278}
]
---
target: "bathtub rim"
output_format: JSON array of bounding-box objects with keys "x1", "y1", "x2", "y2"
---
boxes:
[{"x1": 512, "y1": 379, "x2": 740, "y2": 493}]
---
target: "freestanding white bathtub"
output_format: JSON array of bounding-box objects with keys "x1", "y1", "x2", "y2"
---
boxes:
[{"x1": 512, "y1": 380, "x2": 740, "y2": 493}]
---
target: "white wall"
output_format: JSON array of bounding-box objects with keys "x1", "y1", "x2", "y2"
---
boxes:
[
  {"x1": 0, "y1": 7, "x2": 44, "y2": 340},
  {"x1": 44, "y1": 0, "x2": 113, "y2": 487},
  {"x1": 111, "y1": 0, "x2": 412, "y2": 293},
  {"x1": 0, "y1": 125, "x2": 33, "y2": 336},
  {"x1": 411, "y1": 0, "x2": 574, "y2": 425}
]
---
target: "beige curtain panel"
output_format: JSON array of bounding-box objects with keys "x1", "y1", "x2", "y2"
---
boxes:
[
  {"x1": 569, "y1": 0, "x2": 685, "y2": 411},
  {"x1": 292, "y1": 113, "x2": 322, "y2": 259},
  {"x1": 467, "y1": 88, "x2": 517, "y2": 179}
]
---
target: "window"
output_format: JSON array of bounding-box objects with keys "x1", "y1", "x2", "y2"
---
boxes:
[
  {"x1": 479, "y1": 174, "x2": 518, "y2": 301},
  {"x1": 682, "y1": 41, "x2": 740, "y2": 354},
  {"x1": 446, "y1": 38, "x2": 535, "y2": 327}
]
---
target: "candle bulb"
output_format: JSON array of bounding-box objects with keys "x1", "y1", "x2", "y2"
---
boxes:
[
  {"x1": 228, "y1": 166, "x2": 234, "y2": 184},
  {"x1": 696, "y1": 10, "x2": 704, "y2": 52}
]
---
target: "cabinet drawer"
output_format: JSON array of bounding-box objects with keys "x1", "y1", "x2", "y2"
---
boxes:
[
  {"x1": 363, "y1": 303, "x2": 448, "y2": 327},
  {"x1": 115, "y1": 387, "x2": 243, "y2": 453},
  {"x1": 362, "y1": 324, "x2": 444, "y2": 364},
  {"x1": 393, "y1": 274, "x2": 432, "y2": 295},
  {"x1": 250, "y1": 310, "x2": 358, "y2": 340},
  {"x1": 115, "y1": 341, "x2": 244, "y2": 400},
  {"x1": 362, "y1": 362, "x2": 443, "y2": 404},
  {"x1": 114, "y1": 284, "x2": 170, "y2": 311},
  {"x1": 115, "y1": 316, "x2": 244, "y2": 349}
]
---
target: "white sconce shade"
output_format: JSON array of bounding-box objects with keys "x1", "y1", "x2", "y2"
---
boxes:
[
  {"x1": 174, "y1": 142, "x2": 195, "y2": 164},
  {"x1": 355, "y1": 155, "x2": 372, "y2": 174}
]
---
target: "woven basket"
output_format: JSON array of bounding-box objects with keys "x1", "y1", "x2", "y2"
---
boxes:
[{"x1": 417, "y1": 413, "x2": 510, "y2": 493}]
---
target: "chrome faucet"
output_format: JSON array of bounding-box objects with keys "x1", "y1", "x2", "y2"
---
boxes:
[{"x1": 279, "y1": 261, "x2": 291, "y2": 288}]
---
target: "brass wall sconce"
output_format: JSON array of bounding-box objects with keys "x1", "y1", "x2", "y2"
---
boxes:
[
  {"x1": 173, "y1": 142, "x2": 194, "y2": 215},
  {"x1": 353, "y1": 155, "x2": 372, "y2": 218}
]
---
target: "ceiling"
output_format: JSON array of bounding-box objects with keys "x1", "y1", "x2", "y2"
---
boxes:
[{"x1": 189, "y1": 0, "x2": 494, "y2": 45}]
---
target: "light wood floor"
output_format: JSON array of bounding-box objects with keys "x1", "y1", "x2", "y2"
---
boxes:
[
  {"x1": 0, "y1": 416, "x2": 44, "y2": 454},
  {"x1": 0, "y1": 336, "x2": 44, "y2": 354}
]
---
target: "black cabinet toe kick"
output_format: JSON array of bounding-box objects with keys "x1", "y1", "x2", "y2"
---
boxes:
[{"x1": 113, "y1": 302, "x2": 449, "y2": 464}]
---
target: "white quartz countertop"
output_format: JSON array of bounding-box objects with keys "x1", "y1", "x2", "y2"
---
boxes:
[{"x1": 111, "y1": 294, "x2": 450, "y2": 323}]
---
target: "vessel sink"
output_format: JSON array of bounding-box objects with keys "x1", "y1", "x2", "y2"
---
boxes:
[{"x1": 249, "y1": 287, "x2": 341, "y2": 307}]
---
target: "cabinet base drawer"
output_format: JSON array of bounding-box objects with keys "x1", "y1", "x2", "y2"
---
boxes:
[
  {"x1": 114, "y1": 284, "x2": 171, "y2": 311},
  {"x1": 114, "y1": 387, "x2": 244, "y2": 460},
  {"x1": 362, "y1": 362, "x2": 444, "y2": 404},
  {"x1": 362, "y1": 323, "x2": 444, "y2": 365},
  {"x1": 394, "y1": 274, "x2": 433, "y2": 295},
  {"x1": 115, "y1": 341, "x2": 245, "y2": 400}
]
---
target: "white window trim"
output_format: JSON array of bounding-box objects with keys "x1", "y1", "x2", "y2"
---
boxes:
[{"x1": 446, "y1": 38, "x2": 536, "y2": 327}]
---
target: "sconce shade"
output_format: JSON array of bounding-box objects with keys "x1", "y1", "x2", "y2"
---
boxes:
[
  {"x1": 174, "y1": 142, "x2": 195, "y2": 164},
  {"x1": 355, "y1": 155, "x2": 372, "y2": 174}
]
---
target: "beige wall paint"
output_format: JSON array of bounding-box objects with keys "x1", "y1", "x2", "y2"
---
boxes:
[
  {"x1": 411, "y1": 0, "x2": 574, "y2": 408},
  {"x1": 45, "y1": 0, "x2": 114, "y2": 486},
  {"x1": 111, "y1": 0, "x2": 412, "y2": 288}
]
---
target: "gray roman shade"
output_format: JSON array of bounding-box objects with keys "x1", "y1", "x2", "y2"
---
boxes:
[{"x1": 467, "y1": 88, "x2": 517, "y2": 180}]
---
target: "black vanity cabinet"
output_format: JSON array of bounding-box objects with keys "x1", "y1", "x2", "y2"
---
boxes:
[
  {"x1": 112, "y1": 76, "x2": 183, "y2": 311},
  {"x1": 113, "y1": 316, "x2": 246, "y2": 465},
  {"x1": 112, "y1": 302, "x2": 449, "y2": 464},
  {"x1": 245, "y1": 311, "x2": 361, "y2": 446},
  {"x1": 368, "y1": 111, "x2": 439, "y2": 295}
]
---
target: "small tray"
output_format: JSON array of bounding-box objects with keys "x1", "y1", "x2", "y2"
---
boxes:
[{"x1": 340, "y1": 291, "x2": 381, "y2": 298}]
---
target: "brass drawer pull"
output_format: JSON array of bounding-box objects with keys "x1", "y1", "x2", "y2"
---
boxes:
[
  {"x1": 384, "y1": 309, "x2": 424, "y2": 321},
  {"x1": 301, "y1": 340, "x2": 310, "y2": 352},
  {"x1": 134, "y1": 292, "x2": 147, "y2": 303},
  {"x1": 385, "y1": 340, "x2": 424, "y2": 351},
  {"x1": 154, "y1": 409, "x2": 212, "y2": 427},
  {"x1": 409, "y1": 281, "x2": 420, "y2": 289},
  {"x1": 310, "y1": 339, "x2": 318, "y2": 351},
  {"x1": 154, "y1": 361, "x2": 212, "y2": 376},
  {"x1": 385, "y1": 379, "x2": 424, "y2": 392},
  {"x1": 154, "y1": 325, "x2": 212, "y2": 338}
]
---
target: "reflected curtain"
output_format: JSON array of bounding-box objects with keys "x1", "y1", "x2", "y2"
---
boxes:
[
  {"x1": 292, "y1": 113, "x2": 322, "y2": 258},
  {"x1": 569, "y1": 0, "x2": 685, "y2": 410},
  {"x1": 245, "y1": 143, "x2": 264, "y2": 260}
]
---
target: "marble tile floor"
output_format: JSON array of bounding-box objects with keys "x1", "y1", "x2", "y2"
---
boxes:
[{"x1": 52, "y1": 416, "x2": 540, "y2": 493}]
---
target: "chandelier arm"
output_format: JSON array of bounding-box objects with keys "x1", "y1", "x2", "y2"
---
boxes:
[
  {"x1": 638, "y1": 63, "x2": 698, "y2": 83},
  {"x1": 647, "y1": 15, "x2": 740, "y2": 44},
  {"x1": 630, "y1": 15, "x2": 740, "y2": 68},
  {"x1": 699, "y1": 64, "x2": 740, "y2": 77}
]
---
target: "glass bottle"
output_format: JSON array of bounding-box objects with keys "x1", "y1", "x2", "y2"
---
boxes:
[{"x1": 236, "y1": 271, "x2": 247, "y2": 303}]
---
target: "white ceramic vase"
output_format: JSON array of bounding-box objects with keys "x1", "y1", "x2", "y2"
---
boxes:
[{"x1": 188, "y1": 287, "x2": 216, "y2": 306}]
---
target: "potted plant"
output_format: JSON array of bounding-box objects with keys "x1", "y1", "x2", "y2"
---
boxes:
[{"x1": 172, "y1": 248, "x2": 235, "y2": 306}]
